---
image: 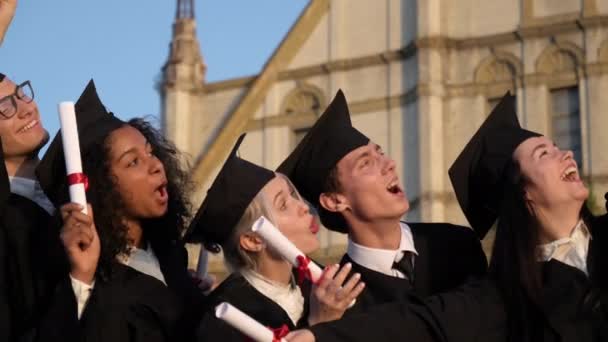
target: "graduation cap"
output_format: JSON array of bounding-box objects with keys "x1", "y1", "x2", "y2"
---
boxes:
[
  {"x1": 184, "y1": 133, "x2": 275, "y2": 249},
  {"x1": 277, "y1": 90, "x2": 369, "y2": 233},
  {"x1": 448, "y1": 93, "x2": 541, "y2": 239},
  {"x1": 36, "y1": 80, "x2": 125, "y2": 207}
]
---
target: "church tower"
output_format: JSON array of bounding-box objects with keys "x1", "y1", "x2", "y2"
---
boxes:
[{"x1": 160, "y1": 0, "x2": 205, "y2": 155}]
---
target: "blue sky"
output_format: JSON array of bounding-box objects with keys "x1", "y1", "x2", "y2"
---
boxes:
[{"x1": 1, "y1": 0, "x2": 308, "y2": 143}]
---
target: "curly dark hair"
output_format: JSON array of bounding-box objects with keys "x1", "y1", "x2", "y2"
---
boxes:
[{"x1": 81, "y1": 117, "x2": 192, "y2": 278}]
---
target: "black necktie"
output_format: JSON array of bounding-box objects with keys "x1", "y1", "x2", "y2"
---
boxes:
[{"x1": 393, "y1": 251, "x2": 415, "y2": 283}]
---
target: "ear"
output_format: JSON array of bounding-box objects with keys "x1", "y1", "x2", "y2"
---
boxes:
[
  {"x1": 239, "y1": 232, "x2": 265, "y2": 253},
  {"x1": 523, "y1": 188, "x2": 536, "y2": 213},
  {"x1": 319, "y1": 192, "x2": 350, "y2": 213}
]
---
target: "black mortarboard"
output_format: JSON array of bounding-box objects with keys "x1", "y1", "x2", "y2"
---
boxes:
[
  {"x1": 36, "y1": 80, "x2": 125, "y2": 207},
  {"x1": 277, "y1": 90, "x2": 369, "y2": 233},
  {"x1": 184, "y1": 133, "x2": 275, "y2": 248},
  {"x1": 448, "y1": 93, "x2": 541, "y2": 238}
]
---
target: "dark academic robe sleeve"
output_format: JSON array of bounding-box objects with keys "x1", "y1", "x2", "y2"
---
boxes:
[
  {"x1": 0, "y1": 223, "x2": 11, "y2": 341},
  {"x1": 155, "y1": 241, "x2": 209, "y2": 341},
  {"x1": 310, "y1": 278, "x2": 506, "y2": 342},
  {"x1": 1, "y1": 195, "x2": 67, "y2": 342},
  {"x1": 36, "y1": 265, "x2": 181, "y2": 342},
  {"x1": 197, "y1": 273, "x2": 307, "y2": 342}
]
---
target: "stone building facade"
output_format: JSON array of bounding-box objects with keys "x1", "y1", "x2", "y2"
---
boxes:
[{"x1": 160, "y1": 0, "x2": 608, "y2": 271}]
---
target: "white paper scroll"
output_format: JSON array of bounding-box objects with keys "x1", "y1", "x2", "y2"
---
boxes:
[
  {"x1": 252, "y1": 216, "x2": 323, "y2": 282},
  {"x1": 58, "y1": 102, "x2": 87, "y2": 214},
  {"x1": 215, "y1": 302, "x2": 286, "y2": 342},
  {"x1": 196, "y1": 245, "x2": 208, "y2": 279}
]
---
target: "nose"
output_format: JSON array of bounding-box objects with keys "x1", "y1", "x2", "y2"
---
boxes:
[
  {"x1": 381, "y1": 155, "x2": 396, "y2": 175},
  {"x1": 16, "y1": 99, "x2": 35, "y2": 119},
  {"x1": 148, "y1": 154, "x2": 165, "y2": 175},
  {"x1": 298, "y1": 200, "x2": 310, "y2": 216},
  {"x1": 562, "y1": 150, "x2": 574, "y2": 161}
]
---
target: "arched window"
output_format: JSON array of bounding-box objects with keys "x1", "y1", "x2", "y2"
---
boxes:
[{"x1": 537, "y1": 44, "x2": 583, "y2": 167}]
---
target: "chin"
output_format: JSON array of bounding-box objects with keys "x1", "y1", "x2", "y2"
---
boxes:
[
  {"x1": 148, "y1": 206, "x2": 168, "y2": 218},
  {"x1": 26, "y1": 129, "x2": 50, "y2": 156},
  {"x1": 300, "y1": 239, "x2": 320, "y2": 255},
  {"x1": 574, "y1": 189, "x2": 590, "y2": 202},
  {"x1": 392, "y1": 199, "x2": 410, "y2": 216}
]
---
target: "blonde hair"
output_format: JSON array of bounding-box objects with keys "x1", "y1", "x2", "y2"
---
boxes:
[
  {"x1": 220, "y1": 173, "x2": 314, "y2": 272},
  {"x1": 221, "y1": 188, "x2": 271, "y2": 272}
]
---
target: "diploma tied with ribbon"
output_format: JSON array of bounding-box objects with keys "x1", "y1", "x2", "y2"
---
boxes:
[
  {"x1": 58, "y1": 102, "x2": 88, "y2": 214},
  {"x1": 252, "y1": 216, "x2": 323, "y2": 284},
  {"x1": 215, "y1": 302, "x2": 289, "y2": 342}
]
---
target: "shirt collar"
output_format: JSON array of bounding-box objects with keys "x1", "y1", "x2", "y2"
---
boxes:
[
  {"x1": 347, "y1": 222, "x2": 418, "y2": 276},
  {"x1": 537, "y1": 220, "x2": 591, "y2": 264},
  {"x1": 8, "y1": 176, "x2": 55, "y2": 214}
]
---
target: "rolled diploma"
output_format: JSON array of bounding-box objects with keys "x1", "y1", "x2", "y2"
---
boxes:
[
  {"x1": 252, "y1": 216, "x2": 323, "y2": 282},
  {"x1": 215, "y1": 302, "x2": 285, "y2": 342},
  {"x1": 59, "y1": 102, "x2": 87, "y2": 214},
  {"x1": 196, "y1": 245, "x2": 208, "y2": 278}
]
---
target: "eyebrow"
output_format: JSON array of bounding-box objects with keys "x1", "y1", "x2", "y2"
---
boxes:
[
  {"x1": 530, "y1": 143, "x2": 548, "y2": 158},
  {"x1": 117, "y1": 140, "x2": 150, "y2": 162},
  {"x1": 353, "y1": 150, "x2": 372, "y2": 166},
  {"x1": 273, "y1": 189, "x2": 285, "y2": 206}
]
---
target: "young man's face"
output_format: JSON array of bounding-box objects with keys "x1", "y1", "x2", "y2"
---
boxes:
[
  {"x1": 0, "y1": 77, "x2": 49, "y2": 158},
  {"x1": 326, "y1": 142, "x2": 410, "y2": 223}
]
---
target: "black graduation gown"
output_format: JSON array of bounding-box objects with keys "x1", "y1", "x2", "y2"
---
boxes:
[
  {"x1": 341, "y1": 222, "x2": 487, "y2": 316},
  {"x1": 197, "y1": 273, "x2": 312, "y2": 341},
  {"x1": 311, "y1": 216, "x2": 608, "y2": 342},
  {"x1": 0, "y1": 193, "x2": 66, "y2": 342},
  {"x1": 35, "y1": 241, "x2": 207, "y2": 342}
]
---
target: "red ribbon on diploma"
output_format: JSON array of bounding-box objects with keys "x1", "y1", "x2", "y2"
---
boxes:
[
  {"x1": 67, "y1": 173, "x2": 89, "y2": 191},
  {"x1": 270, "y1": 324, "x2": 290, "y2": 342},
  {"x1": 296, "y1": 255, "x2": 314, "y2": 285},
  {"x1": 244, "y1": 324, "x2": 290, "y2": 342}
]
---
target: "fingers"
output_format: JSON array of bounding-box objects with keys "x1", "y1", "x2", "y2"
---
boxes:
[
  {"x1": 61, "y1": 224, "x2": 93, "y2": 251},
  {"x1": 344, "y1": 282, "x2": 365, "y2": 304},
  {"x1": 332, "y1": 262, "x2": 352, "y2": 288},
  {"x1": 61, "y1": 207, "x2": 95, "y2": 251},
  {"x1": 314, "y1": 262, "x2": 365, "y2": 304},
  {"x1": 340, "y1": 272, "x2": 361, "y2": 296},
  {"x1": 60, "y1": 203, "x2": 84, "y2": 220},
  {"x1": 316, "y1": 264, "x2": 339, "y2": 291}
]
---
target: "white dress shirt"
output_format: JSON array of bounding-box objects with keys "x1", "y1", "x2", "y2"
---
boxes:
[
  {"x1": 8, "y1": 176, "x2": 55, "y2": 214},
  {"x1": 241, "y1": 269, "x2": 305, "y2": 325},
  {"x1": 347, "y1": 222, "x2": 418, "y2": 278},
  {"x1": 121, "y1": 244, "x2": 167, "y2": 285},
  {"x1": 70, "y1": 276, "x2": 95, "y2": 318},
  {"x1": 537, "y1": 220, "x2": 591, "y2": 275},
  {"x1": 71, "y1": 243, "x2": 166, "y2": 319}
]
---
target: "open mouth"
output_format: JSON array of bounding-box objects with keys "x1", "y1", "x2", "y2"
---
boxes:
[
  {"x1": 155, "y1": 182, "x2": 168, "y2": 202},
  {"x1": 560, "y1": 164, "x2": 581, "y2": 183},
  {"x1": 17, "y1": 119, "x2": 38, "y2": 134},
  {"x1": 386, "y1": 178, "x2": 404, "y2": 195}
]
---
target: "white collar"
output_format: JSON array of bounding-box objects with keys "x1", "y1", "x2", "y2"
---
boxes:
[
  {"x1": 241, "y1": 269, "x2": 304, "y2": 325},
  {"x1": 537, "y1": 220, "x2": 591, "y2": 275},
  {"x1": 8, "y1": 176, "x2": 55, "y2": 215},
  {"x1": 119, "y1": 243, "x2": 167, "y2": 285},
  {"x1": 347, "y1": 222, "x2": 418, "y2": 277}
]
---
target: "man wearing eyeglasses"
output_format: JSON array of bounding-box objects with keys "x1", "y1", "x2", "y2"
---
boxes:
[{"x1": 0, "y1": 73, "x2": 64, "y2": 342}]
